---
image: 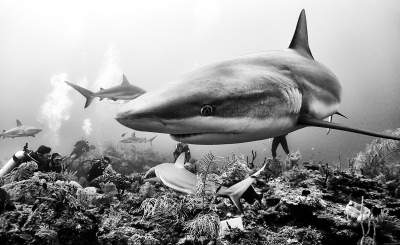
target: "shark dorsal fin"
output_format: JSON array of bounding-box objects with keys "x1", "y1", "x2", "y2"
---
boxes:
[
  {"x1": 121, "y1": 74, "x2": 130, "y2": 86},
  {"x1": 289, "y1": 9, "x2": 313, "y2": 59},
  {"x1": 16, "y1": 119, "x2": 22, "y2": 126},
  {"x1": 175, "y1": 153, "x2": 186, "y2": 168}
]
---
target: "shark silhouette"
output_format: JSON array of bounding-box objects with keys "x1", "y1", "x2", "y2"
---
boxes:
[
  {"x1": 1, "y1": 120, "x2": 42, "y2": 139},
  {"x1": 115, "y1": 10, "x2": 400, "y2": 156},
  {"x1": 65, "y1": 74, "x2": 145, "y2": 108},
  {"x1": 120, "y1": 132, "x2": 157, "y2": 145}
]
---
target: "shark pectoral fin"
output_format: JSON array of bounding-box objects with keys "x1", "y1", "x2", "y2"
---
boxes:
[
  {"x1": 298, "y1": 117, "x2": 400, "y2": 141},
  {"x1": 271, "y1": 135, "x2": 290, "y2": 158},
  {"x1": 174, "y1": 153, "x2": 186, "y2": 168}
]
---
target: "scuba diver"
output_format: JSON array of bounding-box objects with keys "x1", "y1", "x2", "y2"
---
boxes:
[
  {"x1": 87, "y1": 156, "x2": 111, "y2": 182},
  {"x1": 0, "y1": 143, "x2": 63, "y2": 177}
]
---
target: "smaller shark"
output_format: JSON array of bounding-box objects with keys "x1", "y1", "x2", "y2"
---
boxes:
[
  {"x1": 65, "y1": 74, "x2": 145, "y2": 108},
  {"x1": 144, "y1": 153, "x2": 265, "y2": 212},
  {"x1": 1, "y1": 120, "x2": 42, "y2": 139},
  {"x1": 120, "y1": 132, "x2": 157, "y2": 145}
]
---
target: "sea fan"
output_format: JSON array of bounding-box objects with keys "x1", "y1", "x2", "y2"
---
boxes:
[
  {"x1": 354, "y1": 128, "x2": 400, "y2": 180},
  {"x1": 184, "y1": 212, "x2": 220, "y2": 240}
]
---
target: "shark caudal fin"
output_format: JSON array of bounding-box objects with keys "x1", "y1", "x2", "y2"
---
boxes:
[
  {"x1": 289, "y1": 9, "x2": 313, "y2": 59},
  {"x1": 148, "y1": 136, "x2": 157, "y2": 146},
  {"x1": 217, "y1": 164, "x2": 266, "y2": 212},
  {"x1": 65, "y1": 81, "x2": 95, "y2": 108},
  {"x1": 298, "y1": 117, "x2": 400, "y2": 141},
  {"x1": 1, "y1": 130, "x2": 5, "y2": 139}
]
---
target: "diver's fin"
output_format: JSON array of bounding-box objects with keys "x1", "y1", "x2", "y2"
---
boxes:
[
  {"x1": 289, "y1": 9, "x2": 313, "y2": 59},
  {"x1": 298, "y1": 117, "x2": 400, "y2": 141},
  {"x1": 271, "y1": 135, "x2": 290, "y2": 158},
  {"x1": 121, "y1": 74, "x2": 130, "y2": 86},
  {"x1": 65, "y1": 81, "x2": 95, "y2": 108},
  {"x1": 174, "y1": 153, "x2": 186, "y2": 168},
  {"x1": 16, "y1": 120, "x2": 22, "y2": 127}
]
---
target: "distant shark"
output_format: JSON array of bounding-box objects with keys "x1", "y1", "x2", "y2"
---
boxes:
[
  {"x1": 120, "y1": 132, "x2": 157, "y2": 145},
  {"x1": 115, "y1": 10, "x2": 400, "y2": 156},
  {"x1": 65, "y1": 74, "x2": 145, "y2": 108},
  {"x1": 144, "y1": 153, "x2": 264, "y2": 212},
  {"x1": 1, "y1": 120, "x2": 42, "y2": 139}
]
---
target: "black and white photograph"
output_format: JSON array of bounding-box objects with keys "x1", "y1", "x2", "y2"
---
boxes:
[{"x1": 0, "y1": 1, "x2": 400, "y2": 244}]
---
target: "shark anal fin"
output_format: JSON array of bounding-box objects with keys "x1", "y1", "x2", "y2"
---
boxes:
[
  {"x1": 298, "y1": 117, "x2": 400, "y2": 141},
  {"x1": 271, "y1": 135, "x2": 290, "y2": 159},
  {"x1": 289, "y1": 9, "x2": 313, "y2": 59}
]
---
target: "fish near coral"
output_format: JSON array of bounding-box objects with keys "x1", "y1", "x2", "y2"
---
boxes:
[{"x1": 116, "y1": 9, "x2": 400, "y2": 157}]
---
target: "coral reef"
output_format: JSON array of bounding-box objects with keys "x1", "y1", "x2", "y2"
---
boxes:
[{"x1": 0, "y1": 146, "x2": 399, "y2": 245}]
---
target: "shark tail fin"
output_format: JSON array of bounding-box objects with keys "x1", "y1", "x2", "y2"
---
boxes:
[
  {"x1": 298, "y1": 117, "x2": 400, "y2": 141},
  {"x1": 149, "y1": 136, "x2": 157, "y2": 146},
  {"x1": 65, "y1": 81, "x2": 95, "y2": 108},
  {"x1": 289, "y1": 9, "x2": 313, "y2": 59},
  {"x1": 1, "y1": 130, "x2": 5, "y2": 139}
]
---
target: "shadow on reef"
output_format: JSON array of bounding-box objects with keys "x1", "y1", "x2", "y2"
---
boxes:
[{"x1": 0, "y1": 135, "x2": 400, "y2": 245}]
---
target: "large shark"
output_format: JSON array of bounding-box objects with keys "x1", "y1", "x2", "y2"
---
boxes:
[
  {"x1": 65, "y1": 74, "x2": 145, "y2": 108},
  {"x1": 144, "y1": 153, "x2": 264, "y2": 212},
  {"x1": 115, "y1": 10, "x2": 400, "y2": 156},
  {"x1": 1, "y1": 120, "x2": 42, "y2": 139},
  {"x1": 120, "y1": 132, "x2": 157, "y2": 145}
]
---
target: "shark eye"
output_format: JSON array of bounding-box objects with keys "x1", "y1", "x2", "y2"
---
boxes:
[{"x1": 200, "y1": 104, "x2": 215, "y2": 116}]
